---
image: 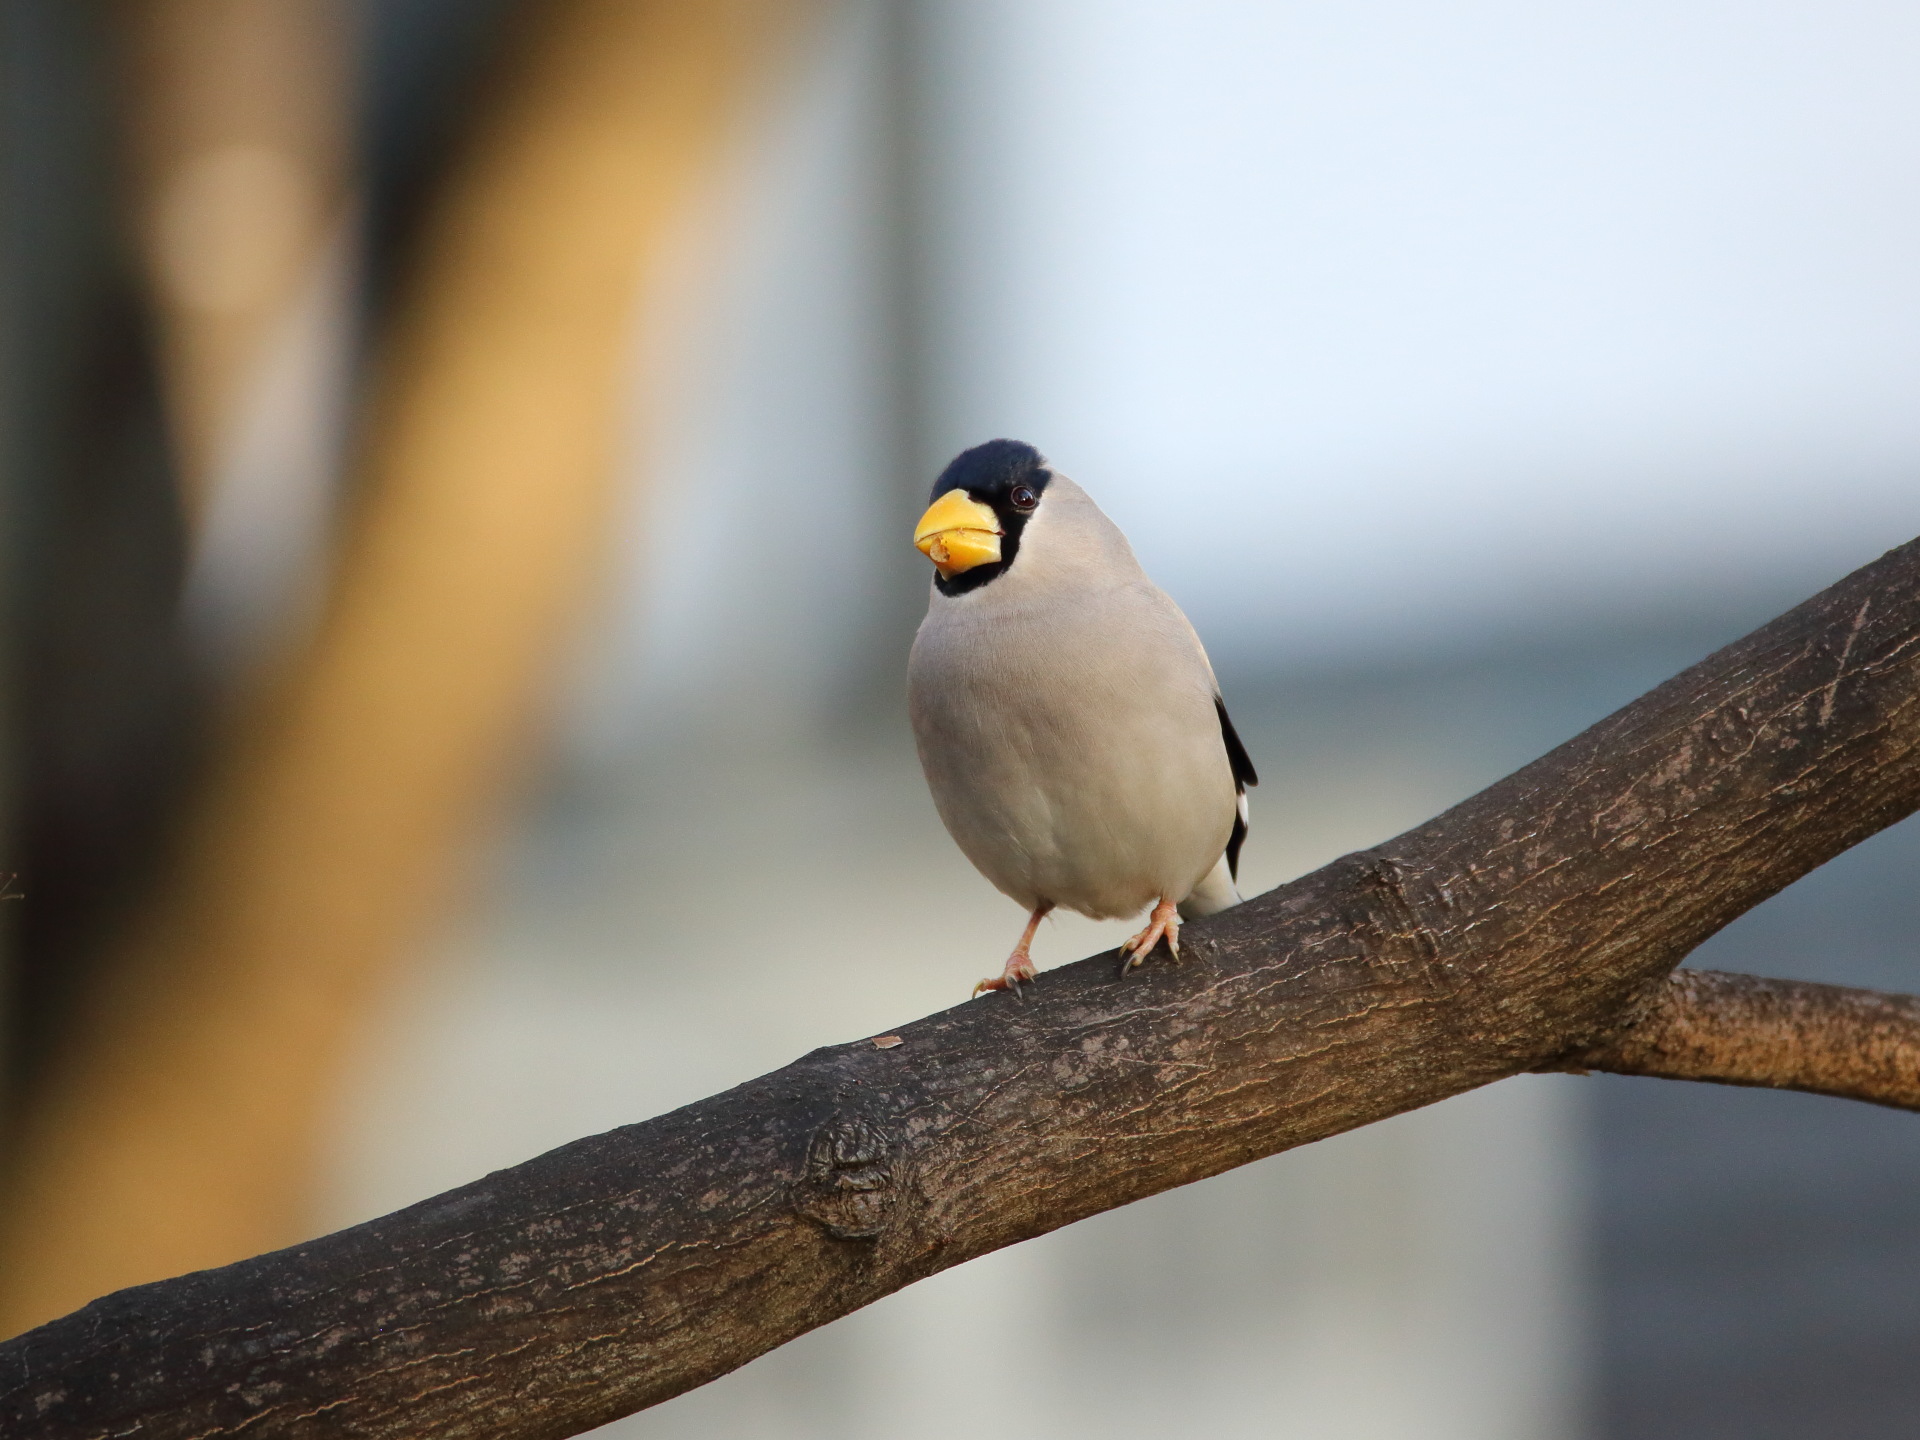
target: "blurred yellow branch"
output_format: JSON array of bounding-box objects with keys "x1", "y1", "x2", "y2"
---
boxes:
[{"x1": 0, "y1": 0, "x2": 814, "y2": 1338}]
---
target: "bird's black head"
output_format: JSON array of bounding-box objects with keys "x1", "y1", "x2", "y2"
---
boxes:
[{"x1": 917, "y1": 439, "x2": 1053, "y2": 596}]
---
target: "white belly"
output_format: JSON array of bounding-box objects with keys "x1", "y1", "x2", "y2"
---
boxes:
[{"x1": 908, "y1": 581, "x2": 1236, "y2": 920}]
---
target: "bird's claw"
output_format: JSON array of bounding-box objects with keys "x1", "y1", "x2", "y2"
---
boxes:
[
  {"x1": 1117, "y1": 901, "x2": 1181, "y2": 978},
  {"x1": 974, "y1": 958, "x2": 1037, "y2": 998}
]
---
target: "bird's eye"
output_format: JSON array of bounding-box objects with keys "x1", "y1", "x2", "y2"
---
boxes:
[{"x1": 1010, "y1": 484, "x2": 1038, "y2": 512}]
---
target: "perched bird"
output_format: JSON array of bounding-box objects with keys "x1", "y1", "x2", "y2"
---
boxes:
[{"x1": 907, "y1": 439, "x2": 1257, "y2": 994}]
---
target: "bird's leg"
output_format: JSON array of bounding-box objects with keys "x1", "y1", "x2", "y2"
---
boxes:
[
  {"x1": 975, "y1": 903, "x2": 1053, "y2": 996},
  {"x1": 1118, "y1": 897, "x2": 1181, "y2": 975}
]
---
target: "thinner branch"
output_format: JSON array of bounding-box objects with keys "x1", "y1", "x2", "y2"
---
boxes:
[{"x1": 1545, "y1": 967, "x2": 1920, "y2": 1112}]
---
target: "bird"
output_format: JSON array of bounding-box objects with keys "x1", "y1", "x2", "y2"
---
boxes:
[{"x1": 907, "y1": 439, "x2": 1257, "y2": 995}]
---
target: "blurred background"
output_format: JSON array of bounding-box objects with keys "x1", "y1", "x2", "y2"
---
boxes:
[{"x1": 3, "y1": 2, "x2": 1919, "y2": 1437}]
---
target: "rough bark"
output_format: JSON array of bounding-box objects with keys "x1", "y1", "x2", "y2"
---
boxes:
[
  {"x1": 1549, "y1": 968, "x2": 1920, "y2": 1110},
  {"x1": 4, "y1": 537, "x2": 1920, "y2": 1440}
]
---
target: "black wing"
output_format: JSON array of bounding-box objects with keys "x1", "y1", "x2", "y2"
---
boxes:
[{"x1": 1214, "y1": 695, "x2": 1257, "y2": 880}]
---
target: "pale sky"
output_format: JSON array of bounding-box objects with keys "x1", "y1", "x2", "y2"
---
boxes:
[
  {"x1": 583, "y1": 0, "x2": 1920, "y2": 752},
  {"x1": 919, "y1": 0, "x2": 1920, "y2": 661}
]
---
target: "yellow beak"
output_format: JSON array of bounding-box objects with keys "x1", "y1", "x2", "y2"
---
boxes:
[{"x1": 913, "y1": 489, "x2": 1003, "y2": 578}]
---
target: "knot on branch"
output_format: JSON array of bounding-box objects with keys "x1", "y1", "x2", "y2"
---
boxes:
[{"x1": 794, "y1": 1114, "x2": 900, "y2": 1241}]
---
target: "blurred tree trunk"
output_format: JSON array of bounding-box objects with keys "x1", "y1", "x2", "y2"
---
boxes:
[
  {"x1": 0, "y1": 0, "x2": 817, "y2": 1338},
  {"x1": 0, "y1": 0, "x2": 203, "y2": 1125}
]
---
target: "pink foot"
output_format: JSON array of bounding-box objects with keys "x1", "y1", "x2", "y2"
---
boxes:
[
  {"x1": 974, "y1": 903, "x2": 1053, "y2": 998},
  {"x1": 1118, "y1": 898, "x2": 1181, "y2": 975},
  {"x1": 974, "y1": 956, "x2": 1038, "y2": 996}
]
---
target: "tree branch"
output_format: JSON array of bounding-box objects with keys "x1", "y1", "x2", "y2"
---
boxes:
[
  {"x1": 6, "y1": 537, "x2": 1920, "y2": 1439},
  {"x1": 1544, "y1": 968, "x2": 1920, "y2": 1111}
]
